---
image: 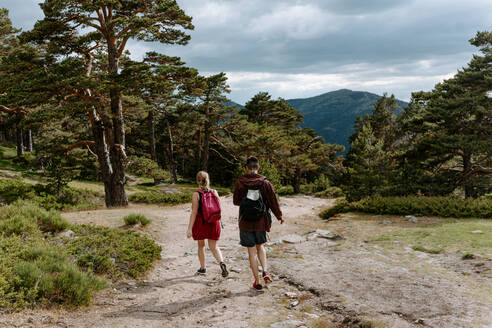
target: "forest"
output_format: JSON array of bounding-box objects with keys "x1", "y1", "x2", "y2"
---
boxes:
[{"x1": 1, "y1": 4, "x2": 490, "y2": 209}]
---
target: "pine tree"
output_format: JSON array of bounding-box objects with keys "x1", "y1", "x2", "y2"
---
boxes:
[
  {"x1": 403, "y1": 31, "x2": 492, "y2": 198},
  {"x1": 24, "y1": 1, "x2": 193, "y2": 206}
]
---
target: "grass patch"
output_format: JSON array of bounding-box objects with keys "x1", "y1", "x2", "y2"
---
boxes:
[
  {"x1": 124, "y1": 214, "x2": 151, "y2": 226},
  {"x1": 462, "y1": 252, "x2": 475, "y2": 260},
  {"x1": 370, "y1": 219, "x2": 492, "y2": 255},
  {"x1": 129, "y1": 190, "x2": 192, "y2": 204},
  {"x1": 320, "y1": 196, "x2": 492, "y2": 220},
  {"x1": 411, "y1": 245, "x2": 443, "y2": 254},
  {"x1": 0, "y1": 201, "x2": 161, "y2": 308}
]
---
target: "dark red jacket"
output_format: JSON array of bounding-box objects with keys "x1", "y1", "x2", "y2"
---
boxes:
[{"x1": 233, "y1": 173, "x2": 283, "y2": 232}]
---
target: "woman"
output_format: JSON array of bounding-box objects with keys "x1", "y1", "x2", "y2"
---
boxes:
[{"x1": 187, "y1": 171, "x2": 228, "y2": 277}]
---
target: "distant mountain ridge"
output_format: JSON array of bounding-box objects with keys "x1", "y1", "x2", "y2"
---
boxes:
[{"x1": 230, "y1": 89, "x2": 408, "y2": 152}]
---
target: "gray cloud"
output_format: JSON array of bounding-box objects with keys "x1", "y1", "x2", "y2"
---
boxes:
[{"x1": 2, "y1": 0, "x2": 491, "y2": 103}]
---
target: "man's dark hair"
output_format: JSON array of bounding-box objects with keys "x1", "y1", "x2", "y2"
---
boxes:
[{"x1": 245, "y1": 156, "x2": 260, "y2": 170}]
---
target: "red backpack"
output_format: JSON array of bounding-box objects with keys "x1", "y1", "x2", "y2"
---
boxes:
[{"x1": 197, "y1": 189, "x2": 221, "y2": 223}]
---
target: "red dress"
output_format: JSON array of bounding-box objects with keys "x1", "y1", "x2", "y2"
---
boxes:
[{"x1": 192, "y1": 191, "x2": 221, "y2": 241}]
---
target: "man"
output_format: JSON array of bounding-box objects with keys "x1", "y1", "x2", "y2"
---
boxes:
[{"x1": 233, "y1": 156, "x2": 284, "y2": 291}]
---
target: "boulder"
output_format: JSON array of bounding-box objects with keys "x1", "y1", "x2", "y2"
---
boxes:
[
  {"x1": 56, "y1": 229, "x2": 75, "y2": 238},
  {"x1": 405, "y1": 215, "x2": 419, "y2": 223},
  {"x1": 314, "y1": 229, "x2": 343, "y2": 240},
  {"x1": 281, "y1": 234, "x2": 306, "y2": 244}
]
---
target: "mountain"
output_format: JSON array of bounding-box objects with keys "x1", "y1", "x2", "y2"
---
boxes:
[
  {"x1": 286, "y1": 89, "x2": 408, "y2": 152},
  {"x1": 228, "y1": 89, "x2": 408, "y2": 152},
  {"x1": 225, "y1": 101, "x2": 244, "y2": 109}
]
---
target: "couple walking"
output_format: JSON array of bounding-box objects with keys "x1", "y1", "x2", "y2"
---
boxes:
[{"x1": 186, "y1": 156, "x2": 284, "y2": 291}]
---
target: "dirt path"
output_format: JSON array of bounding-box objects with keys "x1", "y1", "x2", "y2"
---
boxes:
[{"x1": 2, "y1": 196, "x2": 491, "y2": 328}]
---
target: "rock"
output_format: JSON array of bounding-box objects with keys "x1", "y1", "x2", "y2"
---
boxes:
[
  {"x1": 471, "y1": 230, "x2": 484, "y2": 234},
  {"x1": 162, "y1": 255, "x2": 179, "y2": 260},
  {"x1": 266, "y1": 240, "x2": 282, "y2": 246},
  {"x1": 304, "y1": 313, "x2": 319, "y2": 319},
  {"x1": 285, "y1": 292, "x2": 297, "y2": 298},
  {"x1": 289, "y1": 300, "x2": 299, "y2": 308},
  {"x1": 315, "y1": 229, "x2": 343, "y2": 240},
  {"x1": 405, "y1": 215, "x2": 419, "y2": 223},
  {"x1": 56, "y1": 229, "x2": 76, "y2": 238},
  {"x1": 379, "y1": 220, "x2": 392, "y2": 224},
  {"x1": 127, "y1": 282, "x2": 136, "y2": 287},
  {"x1": 295, "y1": 221, "x2": 300, "y2": 225},
  {"x1": 230, "y1": 268, "x2": 242, "y2": 273},
  {"x1": 281, "y1": 234, "x2": 306, "y2": 244},
  {"x1": 270, "y1": 320, "x2": 305, "y2": 328},
  {"x1": 414, "y1": 318, "x2": 425, "y2": 324}
]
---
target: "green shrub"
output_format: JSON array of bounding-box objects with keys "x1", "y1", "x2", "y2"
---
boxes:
[
  {"x1": 314, "y1": 187, "x2": 345, "y2": 199},
  {"x1": 277, "y1": 185, "x2": 295, "y2": 196},
  {"x1": 124, "y1": 214, "x2": 151, "y2": 226},
  {"x1": 0, "y1": 200, "x2": 68, "y2": 235},
  {"x1": 0, "y1": 201, "x2": 161, "y2": 309},
  {"x1": 411, "y1": 245, "x2": 443, "y2": 254},
  {"x1": 319, "y1": 199, "x2": 351, "y2": 219},
  {"x1": 0, "y1": 178, "x2": 102, "y2": 210},
  {"x1": 0, "y1": 226, "x2": 105, "y2": 308},
  {"x1": 319, "y1": 196, "x2": 492, "y2": 220},
  {"x1": 129, "y1": 191, "x2": 192, "y2": 204},
  {"x1": 64, "y1": 225, "x2": 161, "y2": 279},
  {"x1": 462, "y1": 252, "x2": 475, "y2": 260},
  {"x1": 127, "y1": 156, "x2": 170, "y2": 183}
]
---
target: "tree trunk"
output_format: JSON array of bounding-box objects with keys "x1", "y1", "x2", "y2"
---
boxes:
[
  {"x1": 27, "y1": 129, "x2": 33, "y2": 152},
  {"x1": 16, "y1": 125, "x2": 24, "y2": 158},
  {"x1": 201, "y1": 102, "x2": 210, "y2": 171},
  {"x1": 196, "y1": 129, "x2": 202, "y2": 170},
  {"x1": 292, "y1": 168, "x2": 301, "y2": 194},
  {"x1": 99, "y1": 38, "x2": 128, "y2": 207},
  {"x1": 148, "y1": 110, "x2": 157, "y2": 162},
  {"x1": 463, "y1": 153, "x2": 473, "y2": 198},
  {"x1": 166, "y1": 119, "x2": 178, "y2": 184}
]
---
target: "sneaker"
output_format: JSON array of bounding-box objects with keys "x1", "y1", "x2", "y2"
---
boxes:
[
  {"x1": 220, "y1": 262, "x2": 229, "y2": 278},
  {"x1": 196, "y1": 268, "x2": 206, "y2": 275},
  {"x1": 263, "y1": 271, "x2": 272, "y2": 283},
  {"x1": 252, "y1": 282, "x2": 263, "y2": 291}
]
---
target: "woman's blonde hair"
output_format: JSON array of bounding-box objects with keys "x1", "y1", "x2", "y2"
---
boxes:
[{"x1": 196, "y1": 171, "x2": 210, "y2": 190}]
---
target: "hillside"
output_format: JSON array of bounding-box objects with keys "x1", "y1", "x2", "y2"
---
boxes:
[{"x1": 286, "y1": 89, "x2": 408, "y2": 151}]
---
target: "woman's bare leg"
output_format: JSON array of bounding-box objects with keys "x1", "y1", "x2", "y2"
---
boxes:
[
  {"x1": 197, "y1": 240, "x2": 206, "y2": 269},
  {"x1": 207, "y1": 239, "x2": 224, "y2": 263}
]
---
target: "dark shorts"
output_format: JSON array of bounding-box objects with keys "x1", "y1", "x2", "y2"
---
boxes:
[{"x1": 240, "y1": 230, "x2": 267, "y2": 247}]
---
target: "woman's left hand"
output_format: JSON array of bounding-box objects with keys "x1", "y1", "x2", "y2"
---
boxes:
[{"x1": 186, "y1": 228, "x2": 192, "y2": 239}]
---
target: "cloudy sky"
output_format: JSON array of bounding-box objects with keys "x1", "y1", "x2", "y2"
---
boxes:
[{"x1": 3, "y1": 0, "x2": 492, "y2": 103}]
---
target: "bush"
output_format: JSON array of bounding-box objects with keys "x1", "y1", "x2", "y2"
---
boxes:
[
  {"x1": 0, "y1": 203, "x2": 105, "y2": 308},
  {"x1": 0, "y1": 178, "x2": 102, "y2": 210},
  {"x1": 277, "y1": 185, "x2": 295, "y2": 196},
  {"x1": 129, "y1": 191, "x2": 191, "y2": 204},
  {"x1": 127, "y1": 156, "x2": 170, "y2": 183},
  {"x1": 319, "y1": 196, "x2": 492, "y2": 220},
  {"x1": 0, "y1": 201, "x2": 161, "y2": 308},
  {"x1": 314, "y1": 187, "x2": 345, "y2": 199},
  {"x1": 124, "y1": 214, "x2": 151, "y2": 226},
  {"x1": 63, "y1": 225, "x2": 161, "y2": 279}
]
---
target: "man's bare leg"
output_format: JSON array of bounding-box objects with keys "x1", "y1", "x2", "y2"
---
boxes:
[
  {"x1": 247, "y1": 246, "x2": 260, "y2": 284},
  {"x1": 256, "y1": 243, "x2": 267, "y2": 272}
]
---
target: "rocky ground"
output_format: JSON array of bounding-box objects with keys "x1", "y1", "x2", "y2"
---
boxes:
[{"x1": 1, "y1": 195, "x2": 491, "y2": 328}]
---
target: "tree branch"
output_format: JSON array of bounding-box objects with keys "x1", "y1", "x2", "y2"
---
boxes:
[{"x1": 0, "y1": 105, "x2": 28, "y2": 115}]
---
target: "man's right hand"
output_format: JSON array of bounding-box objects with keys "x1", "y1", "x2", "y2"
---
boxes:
[{"x1": 280, "y1": 218, "x2": 285, "y2": 225}]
